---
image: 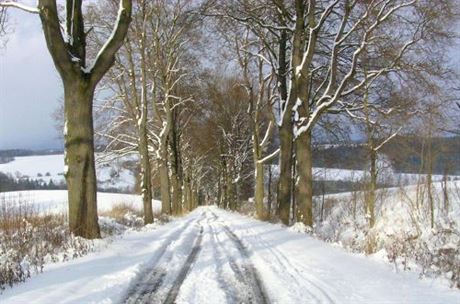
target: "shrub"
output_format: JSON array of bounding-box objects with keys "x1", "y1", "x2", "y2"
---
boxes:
[{"x1": 0, "y1": 196, "x2": 92, "y2": 290}]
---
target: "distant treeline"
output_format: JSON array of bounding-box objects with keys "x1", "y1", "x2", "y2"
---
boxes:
[
  {"x1": 313, "y1": 136, "x2": 460, "y2": 175},
  {"x1": 0, "y1": 156, "x2": 14, "y2": 164},
  {"x1": 0, "y1": 172, "x2": 66, "y2": 192},
  {"x1": 0, "y1": 149, "x2": 64, "y2": 158}
]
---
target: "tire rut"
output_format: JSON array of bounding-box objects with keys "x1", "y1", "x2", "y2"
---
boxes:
[
  {"x1": 122, "y1": 213, "x2": 205, "y2": 304},
  {"x1": 163, "y1": 223, "x2": 204, "y2": 304},
  {"x1": 123, "y1": 211, "x2": 270, "y2": 304},
  {"x1": 211, "y1": 212, "x2": 269, "y2": 304}
]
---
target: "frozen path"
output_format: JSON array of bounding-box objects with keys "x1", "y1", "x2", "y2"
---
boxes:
[{"x1": 0, "y1": 206, "x2": 459, "y2": 304}]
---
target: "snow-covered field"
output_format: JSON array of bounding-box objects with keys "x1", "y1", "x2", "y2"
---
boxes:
[
  {"x1": 3, "y1": 155, "x2": 458, "y2": 193},
  {"x1": 0, "y1": 190, "x2": 161, "y2": 215},
  {"x1": 0, "y1": 206, "x2": 458, "y2": 304},
  {"x1": 0, "y1": 154, "x2": 136, "y2": 190},
  {"x1": 312, "y1": 166, "x2": 460, "y2": 185}
]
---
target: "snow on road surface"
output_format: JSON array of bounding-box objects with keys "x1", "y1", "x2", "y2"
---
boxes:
[{"x1": 1, "y1": 206, "x2": 459, "y2": 304}]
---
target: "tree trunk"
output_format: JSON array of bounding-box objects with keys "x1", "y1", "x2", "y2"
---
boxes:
[
  {"x1": 267, "y1": 164, "x2": 272, "y2": 218},
  {"x1": 427, "y1": 136, "x2": 434, "y2": 229},
  {"x1": 169, "y1": 111, "x2": 183, "y2": 215},
  {"x1": 159, "y1": 156, "x2": 171, "y2": 215},
  {"x1": 138, "y1": 126, "x2": 153, "y2": 224},
  {"x1": 277, "y1": 118, "x2": 294, "y2": 225},
  {"x1": 368, "y1": 148, "x2": 377, "y2": 228},
  {"x1": 254, "y1": 155, "x2": 265, "y2": 220},
  {"x1": 442, "y1": 166, "x2": 449, "y2": 215},
  {"x1": 295, "y1": 129, "x2": 313, "y2": 227},
  {"x1": 64, "y1": 80, "x2": 100, "y2": 239},
  {"x1": 183, "y1": 174, "x2": 193, "y2": 212}
]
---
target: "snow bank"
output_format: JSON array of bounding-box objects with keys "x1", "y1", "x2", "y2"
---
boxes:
[{"x1": 314, "y1": 181, "x2": 460, "y2": 288}]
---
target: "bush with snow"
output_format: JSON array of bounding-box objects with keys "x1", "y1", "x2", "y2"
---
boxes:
[
  {"x1": 0, "y1": 196, "x2": 159, "y2": 291},
  {"x1": 314, "y1": 181, "x2": 460, "y2": 288}
]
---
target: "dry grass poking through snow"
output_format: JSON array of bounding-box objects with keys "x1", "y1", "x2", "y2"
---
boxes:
[
  {"x1": 99, "y1": 202, "x2": 145, "y2": 229},
  {"x1": 0, "y1": 196, "x2": 155, "y2": 291},
  {"x1": 0, "y1": 194, "x2": 93, "y2": 290}
]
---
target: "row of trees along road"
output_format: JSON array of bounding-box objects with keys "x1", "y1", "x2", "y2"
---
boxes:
[{"x1": 0, "y1": 0, "x2": 458, "y2": 239}]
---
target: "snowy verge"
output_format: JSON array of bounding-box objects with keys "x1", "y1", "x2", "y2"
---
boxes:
[
  {"x1": 0, "y1": 209, "x2": 200, "y2": 304},
  {"x1": 212, "y1": 207, "x2": 460, "y2": 303},
  {"x1": 314, "y1": 181, "x2": 460, "y2": 288}
]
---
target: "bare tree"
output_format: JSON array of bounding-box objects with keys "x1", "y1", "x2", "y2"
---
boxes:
[
  {"x1": 0, "y1": 0, "x2": 132, "y2": 238},
  {"x1": 92, "y1": 0, "x2": 155, "y2": 224},
  {"x1": 207, "y1": 0, "x2": 457, "y2": 227}
]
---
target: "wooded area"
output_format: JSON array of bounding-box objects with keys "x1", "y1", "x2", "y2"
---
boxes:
[{"x1": 0, "y1": 0, "x2": 458, "y2": 247}]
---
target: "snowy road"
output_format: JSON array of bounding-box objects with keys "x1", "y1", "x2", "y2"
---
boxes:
[
  {"x1": 0, "y1": 206, "x2": 459, "y2": 304},
  {"x1": 124, "y1": 211, "x2": 268, "y2": 303}
]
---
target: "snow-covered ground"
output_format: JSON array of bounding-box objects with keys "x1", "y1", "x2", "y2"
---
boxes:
[
  {"x1": 0, "y1": 206, "x2": 458, "y2": 303},
  {"x1": 3, "y1": 154, "x2": 458, "y2": 193},
  {"x1": 312, "y1": 167, "x2": 460, "y2": 185},
  {"x1": 0, "y1": 154, "x2": 136, "y2": 190},
  {"x1": 312, "y1": 181, "x2": 460, "y2": 287},
  {"x1": 0, "y1": 190, "x2": 161, "y2": 215}
]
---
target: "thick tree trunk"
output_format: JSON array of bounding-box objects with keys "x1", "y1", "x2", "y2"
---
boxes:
[
  {"x1": 275, "y1": 28, "x2": 293, "y2": 226},
  {"x1": 254, "y1": 161, "x2": 265, "y2": 219},
  {"x1": 170, "y1": 154, "x2": 182, "y2": 215},
  {"x1": 159, "y1": 157, "x2": 171, "y2": 215},
  {"x1": 169, "y1": 112, "x2": 183, "y2": 215},
  {"x1": 170, "y1": 164, "x2": 182, "y2": 215},
  {"x1": 295, "y1": 129, "x2": 313, "y2": 226},
  {"x1": 138, "y1": 126, "x2": 153, "y2": 224},
  {"x1": 193, "y1": 186, "x2": 199, "y2": 209},
  {"x1": 277, "y1": 114, "x2": 294, "y2": 225},
  {"x1": 64, "y1": 80, "x2": 100, "y2": 239},
  {"x1": 183, "y1": 174, "x2": 193, "y2": 212},
  {"x1": 226, "y1": 166, "x2": 235, "y2": 210}
]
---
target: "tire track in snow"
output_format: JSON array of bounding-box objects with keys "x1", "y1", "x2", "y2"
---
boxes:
[
  {"x1": 220, "y1": 216, "x2": 338, "y2": 304},
  {"x1": 123, "y1": 212, "x2": 205, "y2": 304},
  {"x1": 163, "y1": 221, "x2": 204, "y2": 304},
  {"x1": 211, "y1": 212, "x2": 270, "y2": 304},
  {"x1": 208, "y1": 221, "x2": 248, "y2": 303}
]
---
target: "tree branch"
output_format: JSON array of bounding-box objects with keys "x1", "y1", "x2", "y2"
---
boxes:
[
  {"x1": 0, "y1": 1, "x2": 39, "y2": 14},
  {"x1": 89, "y1": 0, "x2": 132, "y2": 85}
]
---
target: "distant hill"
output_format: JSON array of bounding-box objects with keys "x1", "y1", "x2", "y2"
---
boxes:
[
  {"x1": 0, "y1": 149, "x2": 64, "y2": 158},
  {"x1": 313, "y1": 136, "x2": 460, "y2": 175}
]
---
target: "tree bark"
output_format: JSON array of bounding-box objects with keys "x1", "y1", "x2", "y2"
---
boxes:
[
  {"x1": 139, "y1": 125, "x2": 153, "y2": 224},
  {"x1": 295, "y1": 129, "x2": 313, "y2": 226},
  {"x1": 368, "y1": 147, "x2": 377, "y2": 228},
  {"x1": 169, "y1": 116, "x2": 183, "y2": 215},
  {"x1": 159, "y1": 156, "x2": 171, "y2": 215},
  {"x1": 64, "y1": 80, "x2": 100, "y2": 239},
  {"x1": 275, "y1": 28, "x2": 293, "y2": 226},
  {"x1": 267, "y1": 164, "x2": 272, "y2": 218},
  {"x1": 277, "y1": 115, "x2": 294, "y2": 224},
  {"x1": 254, "y1": 161, "x2": 265, "y2": 219}
]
